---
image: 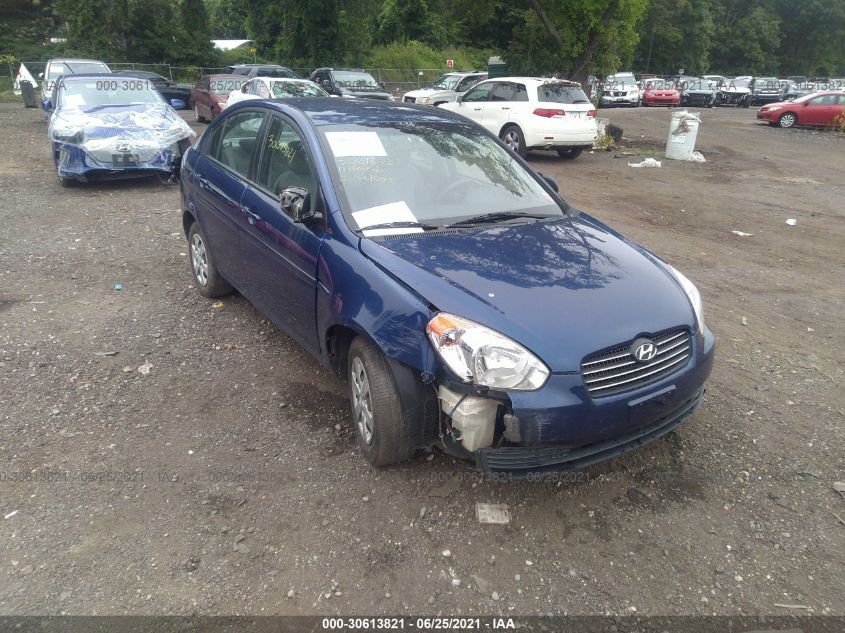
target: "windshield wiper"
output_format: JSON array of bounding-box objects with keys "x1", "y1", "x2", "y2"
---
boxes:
[
  {"x1": 357, "y1": 221, "x2": 438, "y2": 233},
  {"x1": 445, "y1": 211, "x2": 556, "y2": 227}
]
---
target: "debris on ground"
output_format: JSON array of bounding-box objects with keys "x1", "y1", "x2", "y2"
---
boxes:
[
  {"x1": 628, "y1": 158, "x2": 662, "y2": 168},
  {"x1": 212, "y1": 301, "x2": 224, "y2": 309},
  {"x1": 137, "y1": 362, "x2": 153, "y2": 375},
  {"x1": 688, "y1": 151, "x2": 706, "y2": 163},
  {"x1": 429, "y1": 477, "x2": 461, "y2": 498},
  {"x1": 93, "y1": 350, "x2": 119, "y2": 356},
  {"x1": 233, "y1": 534, "x2": 250, "y2": 554},
  {"x1": 741, "y1": 317, "x2": 748, "y2": 326},
  {"x1": 476, "y1": 503, "x2": 511, "y2": 525},
  {"x1": 731, "y1": 230, "x2": 753, "y2": 237},
  {"x1": 786, "y1": 218, "x2": 797, "y2": 226},
  {"x1": 833, "y1": 482, "x2": 845, "y2": 500},
  {"x1": 4, "y1": 510, "x2": 18, "y2": 519},
  {"x1": 113, "y1": 283, "x2": 122, "y2": 291}
]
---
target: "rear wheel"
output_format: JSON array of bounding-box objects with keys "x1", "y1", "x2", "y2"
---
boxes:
[
  {"x1": 500, "y1": 125, "x2": 527, "y2": 158},
  {"x1": 348, "y1": 337, "x2": 413, "y2": 466},
  {"x1": 557, "y1": 148, "x2": 583, "y2": 159},
  {"x1": 187, "y1": 222, "x2": 232, "y2": 298},
  {"x1": 778, "y1": 112, "x2": 797, "y2": 129}
]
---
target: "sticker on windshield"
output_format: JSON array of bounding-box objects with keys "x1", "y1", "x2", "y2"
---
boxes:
[
  {"x1": 352, "y1": 201, "x2": 422, "y2": 237},
  {"x1": 325, "y1": 131, "x2": 387, "y2": 157},
  {"x1": 63, "y1": 94, "x2": 84, "y2": 106}
]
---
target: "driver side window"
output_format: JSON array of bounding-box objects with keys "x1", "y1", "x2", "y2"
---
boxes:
[
  {"x1": 463, "y1": 83, "x2": 493, "y2": 102},
  {"x1": 257, "y1": 117, "x2": 317, "y2": 207}
]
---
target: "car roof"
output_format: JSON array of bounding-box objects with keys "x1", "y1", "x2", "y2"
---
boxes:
[
  {"x1": 201, "y1": 73, "x2": 244, "y2": 79},
  {"x1": 231, "y1": 64, "x2": 285, "y2": 68},
  {"x1": 49, "y1": 58, "x2": 108, "y2": 63},
  {"x1": 478, "y1": 76, "x2": 581, "y2": 86},
  {"x1": 112, "y1": 70, "x2": 164, "y2": 78},
  {"x1": 55, "y1": 73, "x2": 115, "y2": 80},
  {"x1": 236, "y1": 97, "x2": 473, "y2": 127}
]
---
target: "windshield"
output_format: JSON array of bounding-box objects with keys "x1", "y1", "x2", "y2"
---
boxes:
[
  {"x1": 754, "y1": 78, "x2": 779, "y2": 89},
  {"x1": 607, "y1": 75, "x2": 637, "y2": 88},
  {"x1": 334, "y1": 71, "x2": 380, "y2": 89},
  {"x1": 59, "y1": 78, "x2": 164, "y2": 108},
  {"x1": 680, "y1": 78, "x2": 712, "y2": 91},
  {"x1": 537, "y1": 83, "x2": 590, "y2": 104},
  {"x1": 645, "y1": 79, "x2": 675, "y2": 90},
  {"x1": 320, "y1": 122, "x2": 563, "y2": 231},
  {"x1": 723, "y1": 79, "x2": 749, "y2": 89},
  {"x1": 270, "y1": 80, "x2": 327, "y2": 98},
  {"x1": 210, "y1": 78, "x2": 246, "y2": 95},
  {"x1": 431, "y1": 74, "x2": 461, "y2": 90},
  {"x1": 48, "y1": 61, "x2": 109, "y2": 81}
]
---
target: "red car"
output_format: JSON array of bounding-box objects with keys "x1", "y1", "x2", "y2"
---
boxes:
[
  {"x1": 757, "y1": 91, "x2": 845, "y2": 128},
  {"x1": 642, "y1": 79, "x2": 680, "y2": 107},
  {"x1": 190, "y1": 74, "x2": 247, "y2": 123}
]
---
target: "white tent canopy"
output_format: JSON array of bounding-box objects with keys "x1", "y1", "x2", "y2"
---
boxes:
[{"x1": 212, "y1": 40, "x2": 253, "y2": 51}]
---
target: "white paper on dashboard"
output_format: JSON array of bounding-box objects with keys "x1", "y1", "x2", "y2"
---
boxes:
[
  {"x1": 63, "y1": 94, "x2": 84, "y2": 106},
  {"x1": 325, "y1": 131, "x2": 387, "y2": 157},
  {"x1": 352, "y1": 201, "x2": 423, "y2": 236}
]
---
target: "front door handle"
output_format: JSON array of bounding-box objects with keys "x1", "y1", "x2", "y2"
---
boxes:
[
  {"x1": 196, "y1": 175, "x2": 208, "y2": 189},
  {"x1": 242, "y1": 206, "x2": 260, "y2": 224},
  {"x1": 501, "y1": 106, "x2": 510, "y2": 110},
  {"x1": 472, "y1": 107, "x2": 482, "y2": 111}
]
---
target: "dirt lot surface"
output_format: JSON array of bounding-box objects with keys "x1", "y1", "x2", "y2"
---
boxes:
[{"x1": 0, "y1": 102, "x2": 843, "y2": 617}]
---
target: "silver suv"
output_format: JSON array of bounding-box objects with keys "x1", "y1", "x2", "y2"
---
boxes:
[{"x1": 403, "y1": 71, "x2": 488, "y2": 106}]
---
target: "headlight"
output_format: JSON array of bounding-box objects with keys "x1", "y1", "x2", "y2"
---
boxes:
[
  {"x1": 419, "y1": 97, "x2": 431, "y2": 104},
  {"x1": 668, "y1": 265, "x2": 704, "y2": 332},
  {"x1": 53, "y1": 127, "x2": 83, "y2": 143},
  {"x1": 426, "y1": 313, "x2": 550, "y2": 391},
  {"x1": 768, "y1": 106, "x2": 781, "y2": 111}
]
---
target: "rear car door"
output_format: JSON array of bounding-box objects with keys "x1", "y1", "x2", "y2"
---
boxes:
[
  {"x1": 192, "y1": 109, "x2": 266, "y2": 288},
  {"x1": 484, "y1": 82, "x2": 522, "y2": 133},
  {"x1": 802, "y1": 94, "x2": 841, "y2": 125},
  {"x1": 237, "y1": 115, "x2": 325, "y2": 350}
]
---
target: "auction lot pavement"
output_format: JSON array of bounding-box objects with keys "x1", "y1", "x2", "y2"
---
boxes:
[{"x1": 0, "y1": 103, "x2": 843, "y2": 616}]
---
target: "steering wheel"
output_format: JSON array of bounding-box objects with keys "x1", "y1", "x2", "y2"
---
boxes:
[{"x1": 435, "y1": 178, "x2": 475, "y2": 202}]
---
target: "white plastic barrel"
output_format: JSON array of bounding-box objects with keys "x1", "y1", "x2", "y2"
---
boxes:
[{"x1": 665, "y1": 110, "x2": 701, "y2": 160}]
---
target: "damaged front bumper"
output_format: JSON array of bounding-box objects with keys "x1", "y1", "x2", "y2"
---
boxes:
[
  {"x1": 53, "y1": 138, "x2": 191, "y2": 182},
  {"x1": 436, "y1": 325, "x2": 715, "y2": 477}
]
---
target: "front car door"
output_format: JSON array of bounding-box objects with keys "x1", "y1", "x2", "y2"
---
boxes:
[
  {"x1": 192, "y1": 109, "x2": 266, "y2": 287},
  {"x1": 237, "y1": 114, "x2": 325, "y2": 350},
  {"x1": 485, "y1": 81, "x2": 528, "y2": 133},
  {"x1": 801, "y1": 93, "x2": 842, "y2": 126},
  {"x1": 457, "y1": 81, "x2": 494, "y2": 124}
]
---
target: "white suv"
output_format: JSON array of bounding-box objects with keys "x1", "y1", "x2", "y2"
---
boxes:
[
  {"x1": 439, "y1": 77, "x2": 597, "y2": 159},
  {"x1": 601, "y1": 72, "x2": 641, "y2": 106},
  {"x1": 403, "y1": 71, "x2": 487, "y2": 106}
]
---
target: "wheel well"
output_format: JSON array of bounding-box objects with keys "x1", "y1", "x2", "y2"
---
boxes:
[
  {"x1": 326, "y1": 325, "x2": 358, "y2": 377},
  {"x1": 182, "y1": 210, "x2": 196, "y2": 238},
  {"x1": 499, "y1": 122, "x2": 520, "y2": 137}
]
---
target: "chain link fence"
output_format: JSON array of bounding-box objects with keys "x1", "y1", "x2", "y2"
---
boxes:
[{"x1": 11, "y1": 62, "x2": 448, "y2": 97}]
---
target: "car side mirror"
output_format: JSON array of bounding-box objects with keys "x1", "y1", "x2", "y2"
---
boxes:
[
  {"x1": 537, "y1": 172, "x2": 558, "y2": 193},
  {"x1": 170, "y1": 98, "x2": 185, "y2": 109},
  {"x1": 280, "y1": 187, "x2": 315, "y2": 222},
  {"x1": 38, "y1": 72, "x2": 44, "y2": 79},
  {"x1": 41, "y1": 98, "x2": 52, "y2": 112},
  {"x1": 321, "y1": 80, "x2": 331, "y2": 89}
]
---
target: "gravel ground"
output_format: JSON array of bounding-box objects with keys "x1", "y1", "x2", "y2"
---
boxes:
[{"x1": 0, "y1": 102, "x2": 843, "y2": 617}]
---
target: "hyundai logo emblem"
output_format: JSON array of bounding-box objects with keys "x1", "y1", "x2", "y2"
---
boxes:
[
  {"x1": 115, "y1": 143, "x2": 131, "y2": 153},
  {"x1": 630, "y1": 338, "x2": 658, "y2": 362}
]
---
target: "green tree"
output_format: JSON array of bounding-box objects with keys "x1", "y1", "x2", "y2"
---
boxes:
[{"x1": 634, "y1": 0, "x2": 714, "y2": 75}]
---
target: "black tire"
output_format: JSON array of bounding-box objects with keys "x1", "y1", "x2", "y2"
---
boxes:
[
  {"x1": 557, "y1": 148, "x2": 583, "y2": 159},
  {"x1": 778, "y1": 112, "x2": 798, "y2": 129},
  {"x1": 59, "y1": 175, "x2": 78, "y2": 188},
  {"x1": 500, "y1": 125, "x2": 527, "y2": 158},
  {"x1": 347, "y1": 337, "x2": 414, "y2": 466},
  {"x1": 194, "y1": 103, "x2": 207, "y2": 123},
  {"x1": 187, "y1": 221, "x2": 232, "y2": 298}
]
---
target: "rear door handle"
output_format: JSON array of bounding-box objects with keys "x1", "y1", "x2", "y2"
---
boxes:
[
  {"x1": 501, "y1": 106, "x2": 510, "y2": 110},
  {"x1": 472, "y1": 107, "x2": 482, "y2": 111},
  {"x1": 196, "y1": 175, "x2": 209, "y2": 189}
]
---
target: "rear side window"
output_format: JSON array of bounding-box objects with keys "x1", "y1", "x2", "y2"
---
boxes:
[
  {"x1": 537, "y1": 83, "x2": 590, "y2": 104},
  {"x1": 490, "y1": 82, "x2": 527, "y2": 102},
  {"x1": 212, "y1": 110, "x2": 265, "y2": 178},
  {"x1": 262, "y1": 67, "x2": 296, "y2": 79}
]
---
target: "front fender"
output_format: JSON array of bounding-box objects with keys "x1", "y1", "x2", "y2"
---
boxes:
[{"x1": 317, "y1": 234, "x2": 437, "y2": 375}]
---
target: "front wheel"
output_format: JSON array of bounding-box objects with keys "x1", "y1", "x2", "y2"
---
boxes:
[
  {"x1": 500, "y1": 125, "x2": 527, "y2": 158},
  {"x1": 348, "y1": 337, "x2": 413, "y2": 466},
  {"x1": 557, "y1": 148, "x2": 583, "y2": 159},
  {"x1": 187, "y1": 222, "x2": 232, "y2": 298},
  {"x1": 778, "y1": 112, "x2": 797, "y2": 129}
]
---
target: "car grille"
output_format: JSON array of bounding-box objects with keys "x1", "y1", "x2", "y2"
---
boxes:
[
  {"x1": 404, "y1": 96, "x2": 416, "y2": 103},
  {"x1": 580, "y1": 330, "x2": 692, "y2": 397}
]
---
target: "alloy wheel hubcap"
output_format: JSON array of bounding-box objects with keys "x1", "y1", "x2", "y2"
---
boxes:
[
  {"x1": 190, "y1": 233, "x2": 208, "y2": 286},
  {"x1": 503, "y1": 131, "x2": 518, "y2": 149},
  {"x1": 782, "y1": 114, "x2": 795, "y2": 127},
  {"x1": 351, "y1": 357, "x2": 374, "y2": 445}
]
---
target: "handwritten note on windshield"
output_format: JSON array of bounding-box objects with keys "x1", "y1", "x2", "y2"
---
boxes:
[{"x1": 325, "y1": 131, "x2": 387, "y2": 157}]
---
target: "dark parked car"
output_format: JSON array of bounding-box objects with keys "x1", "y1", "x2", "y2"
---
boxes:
[
  {"x1": 679, "y1": 77, "x2": 716, "y2": 107},
  {"x1": 178, "y1": 98, "x2": 714, "y2": 476},
  {"x1": 112, "y1": 70, "x2": 192, "y2": 109},
  {"x1": 227, "y1": 64, "x2": 299, "y2": 79},
  {"x1": 750, "y1": 77, "x2": 787, "y2": 105},
  {"x1": 191, "y1": 74, "x2": 247, "y2": 123},
  {"x1": 309, "y1": 68, "x2": 393, "y2": 100}
]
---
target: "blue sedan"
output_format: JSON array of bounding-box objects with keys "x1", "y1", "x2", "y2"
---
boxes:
[
  {"x1": 44, "y1": 73, "x2": 194, "y2": 186},
  {"x1": 179, "y1": 98, "x2": 715, "y2": 477}
]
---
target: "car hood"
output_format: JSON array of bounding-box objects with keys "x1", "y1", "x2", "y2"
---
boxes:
[
  {"x1": 405, "y1": 87, "x2": 447, "y2": 98},
  {"x1": 49, "y1": 103, "x2": 194, "y2": 147},
  {"x1": 340, "y1": 87, "x2": 391, "y2": 99},
  {"x1": 719, "y1": 86, "x2": 750, "y2": 94},
  {"x1": 358, "y1": 214, "x2": 695, "y2": 372}
]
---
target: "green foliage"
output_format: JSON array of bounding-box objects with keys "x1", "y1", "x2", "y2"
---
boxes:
[{"x1": 0, "y1": 0, "x2": 843, "y2": 79}]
